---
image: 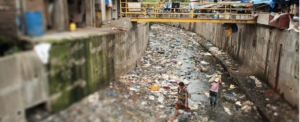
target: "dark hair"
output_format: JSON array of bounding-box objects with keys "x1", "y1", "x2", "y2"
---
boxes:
[{"x1": 179, "y1": 82, "x2": 184, "y2": 86}]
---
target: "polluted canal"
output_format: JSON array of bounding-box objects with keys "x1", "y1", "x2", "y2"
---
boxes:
[{"x1": 41, "y1": 24, "x2": 264, "y2": 122}]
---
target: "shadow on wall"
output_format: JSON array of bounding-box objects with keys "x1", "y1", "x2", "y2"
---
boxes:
[{"x1": 0, "y1": 35, "x2": 32, "y2": 57}]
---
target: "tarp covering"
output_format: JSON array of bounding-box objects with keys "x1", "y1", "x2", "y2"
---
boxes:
[
  {"x1": 252, "y1": 0, "x2": 287, "y2": 9},
  {"x1": 194, "y1": 5, "x2": 217, "y2": 9},
  {"x1": 194, "y1": 3, "x2": 249, "y2": 9},
  {"x1": 231, "y1": 24, "x2": 238, "y2": 33}
]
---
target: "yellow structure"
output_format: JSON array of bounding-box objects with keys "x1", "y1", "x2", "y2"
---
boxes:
[
  {"x1": 131, "y1": 18, "x2": 255, "y2": 23},
  {"x1": 120, "y1": 2, "x2": 255, "y2": 24}
]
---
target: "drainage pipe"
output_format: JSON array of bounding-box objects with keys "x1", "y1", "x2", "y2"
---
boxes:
[{"x1": 275, "y1": 44, "x2": 282, "y2": 92}]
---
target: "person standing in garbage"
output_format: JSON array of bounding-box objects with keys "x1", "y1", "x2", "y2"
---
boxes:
[
  {"x1": 169, "y1": 82, "x2": 194, "y2": 121},
  {"x1": 208, "y1": 75, "x2": 221, "y2": 111}
]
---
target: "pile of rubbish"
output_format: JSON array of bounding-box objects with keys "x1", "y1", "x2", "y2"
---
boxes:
[{"x1": 249, "y1": 76, "x2": 262, "y2": 87}]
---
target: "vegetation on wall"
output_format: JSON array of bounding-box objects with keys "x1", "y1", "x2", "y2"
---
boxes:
[
  {"x1": 0, "y1": 35, "x2": 23, "y2": 56},
  {"x1": 255, "y1": 71, "x2": 269, "y2": 86}
]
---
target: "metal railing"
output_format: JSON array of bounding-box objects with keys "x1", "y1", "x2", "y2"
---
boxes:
[{"x1": 120, "y1": 2, "x2": 254, "y2": 20}]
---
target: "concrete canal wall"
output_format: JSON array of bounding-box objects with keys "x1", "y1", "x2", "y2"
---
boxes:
[
  {"x1": 47, "y1": 21, "x2": 149, "y2": 113},
  {"x1": 167, "y1": 22, "x2": 299, "y2": 108},
  {"x1": 0, "y1": 19, "x2": 149, "y2": 122}
]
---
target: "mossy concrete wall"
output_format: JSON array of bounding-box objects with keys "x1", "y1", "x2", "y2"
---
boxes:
[
  {"x1": 48, "y1": 22, "x2": 149, "y2": 112},
  {"x1": 167, "y1": 22, "x2": 299, "y2": 108}
]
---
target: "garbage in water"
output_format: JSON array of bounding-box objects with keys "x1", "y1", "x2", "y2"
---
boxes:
[
  {"x1": 236, "y1": 101, "x2": 242, "y2": 106},
  {"x1": 241, "y1": 100, "x2": 254, "y2": 113},
  {"x1": 201, "y1": 61, "x2": 210, "y2": 65},
  {"x1": 229, "y1": 84, "x2": 235, "y2": 89},
  {"x1": 40, "y1": 24, "x2": 264, "y2": 122},
  {"x1": 224, "y1": 107, "x2": 232, "y2": 115}
]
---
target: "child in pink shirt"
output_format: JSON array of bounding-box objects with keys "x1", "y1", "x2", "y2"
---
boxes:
[{"x1": 208, "y1": 75, "x2": 221, "y2": 111}]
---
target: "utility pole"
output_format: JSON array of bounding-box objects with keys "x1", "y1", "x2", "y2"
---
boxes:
[{"x1": 101, "y1": 0, "x2": 106, "y2": 22}]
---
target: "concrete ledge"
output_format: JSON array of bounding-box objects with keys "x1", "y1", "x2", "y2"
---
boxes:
[
  {"x1": 0, "y1": 51, "x2": 48, "y2": 122},
  {"x1": 199, "y1": 42, "x2": 299, "y2": 122},
  {"x1": 110, "y1": 17, "x2": 133, "y2": 30},
  {"x1": 20, "y1": 21, "x2": 148, "y2": 43}
]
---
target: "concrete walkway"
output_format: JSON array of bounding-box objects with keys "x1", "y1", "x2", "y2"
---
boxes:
[
  {"x1": 199, "y1": 40, "x2": 299, "y2": 122},
  {"x1": 20, "y1": 21, "x2": 147, "y2": 43}
]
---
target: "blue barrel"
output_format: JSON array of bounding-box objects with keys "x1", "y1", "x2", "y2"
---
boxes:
[{"x1": 25, "y1": 12, "x2": 44, "y2": 37}]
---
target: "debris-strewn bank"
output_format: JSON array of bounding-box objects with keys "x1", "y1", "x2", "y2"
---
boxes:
[
  {"x1": 199, "y1": 40, "x2": 299, "y2": 122},
  {"x1": 166, "y1": 22, "x2": 299, "y2": 109},
  {"x1": 40, "y1": 24, "x2": 264, "y2": 122}
]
